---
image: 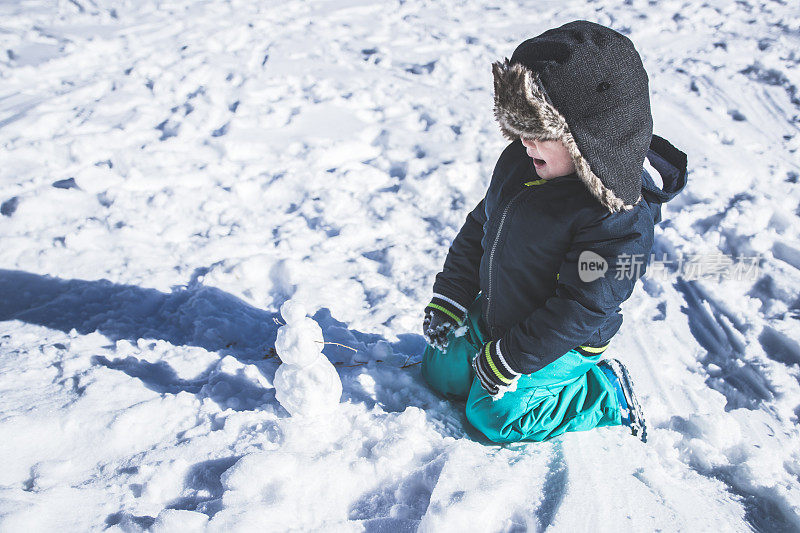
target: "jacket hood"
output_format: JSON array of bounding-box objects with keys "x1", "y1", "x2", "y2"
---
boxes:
[{"x1": 492, "y1": 21, "x2": 654, "y2": 214}]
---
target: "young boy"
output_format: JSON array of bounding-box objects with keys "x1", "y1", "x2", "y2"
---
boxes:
[{"x1": 421, "y1": 20, "x2": 688, "y2": 443}]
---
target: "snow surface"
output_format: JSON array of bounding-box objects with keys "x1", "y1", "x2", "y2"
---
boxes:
[{"x1": 1, "y1": 0, "x2": 800, "y2": 531}]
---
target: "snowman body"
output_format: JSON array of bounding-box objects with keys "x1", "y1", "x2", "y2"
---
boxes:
[{"x1": 273, "y1": 301, "x2": 342, "y2": 416}]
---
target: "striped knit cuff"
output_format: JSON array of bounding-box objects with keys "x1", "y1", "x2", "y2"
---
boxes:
[
  {"x1": 479, "y1": 339, "x2": 521, "y2": 385},
  {"x1": 574, "y1": 343, "x2": 610, "y2": 357},
  {"x1": 425, "y1": 292, "x2": 468, "y2": 325}
]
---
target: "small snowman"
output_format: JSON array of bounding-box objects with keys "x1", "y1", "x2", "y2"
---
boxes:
[{"x1": 273, "y1": 300, "x2": 342, "y2": 417}]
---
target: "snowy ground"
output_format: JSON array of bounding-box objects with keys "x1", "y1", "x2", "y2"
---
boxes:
[{"x1": 2, "y1": 0, "x2": 800, "y2": 531}]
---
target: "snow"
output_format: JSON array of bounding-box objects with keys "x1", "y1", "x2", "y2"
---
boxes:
[{"x1": 1, "y1": 0, "x2": 800, "y2": 531}]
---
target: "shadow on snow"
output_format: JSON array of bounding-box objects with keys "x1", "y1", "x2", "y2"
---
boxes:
[{"x1": 0, "y1": 268, "x2": 432, "y2": 412}]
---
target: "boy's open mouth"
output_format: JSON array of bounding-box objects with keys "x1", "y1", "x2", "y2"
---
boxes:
[{"x1": 533, "y1": 157, "x2": 546, "y2": 166}]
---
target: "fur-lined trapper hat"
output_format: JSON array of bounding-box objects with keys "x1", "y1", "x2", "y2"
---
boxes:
[{"x1": 492, "y1": 20, "x2": 653, "y2": 212}]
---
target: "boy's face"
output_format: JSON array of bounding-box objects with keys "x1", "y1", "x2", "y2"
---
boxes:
[{"x1": 520, "y1": 137, "x2": 577, "y2": 179}]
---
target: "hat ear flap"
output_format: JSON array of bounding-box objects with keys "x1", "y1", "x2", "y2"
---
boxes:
[
  {"x1": 491, "y1": 59, "x2": 524, "y2": 141},
  {"x1": 492, "y1": 59, "x2": 569, "y2": 142}
]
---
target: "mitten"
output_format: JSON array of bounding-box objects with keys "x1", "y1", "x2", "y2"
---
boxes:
[
  {"x1": 422, "y1": 293, "x2": 468, "y2": 351},
  {"x1": 471, "y1": 339, "x2": 521, "y2": 399}
]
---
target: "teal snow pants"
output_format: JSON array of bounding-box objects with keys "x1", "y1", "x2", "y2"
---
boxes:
[{"x1": 421, "y1": 293, "x2": 623, "y2": 443}]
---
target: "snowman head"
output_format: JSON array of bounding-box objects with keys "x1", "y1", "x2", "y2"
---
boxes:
[{"x1": 280, "y1": 300, "x2": 308, "y2": 324}]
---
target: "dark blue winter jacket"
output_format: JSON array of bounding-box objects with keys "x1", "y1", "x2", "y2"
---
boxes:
[{"x1": 432, "y1": 134, "x2": 687, "y2": 374}]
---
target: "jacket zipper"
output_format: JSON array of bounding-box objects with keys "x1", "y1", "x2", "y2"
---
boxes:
[{"x1": 486, "y1": 187, "x2": 530, "y2": 329}]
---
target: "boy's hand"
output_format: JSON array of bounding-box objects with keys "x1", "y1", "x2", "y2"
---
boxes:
[
  {"x1": 422, "y1": 294, "x2": 467, "y2": 351},
  {"x1": 422, "y1": 308, "x2": 458, "y2": 351},
  {"x1": 472, "y1": 340, "x2": 521, "y2": 398}
]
